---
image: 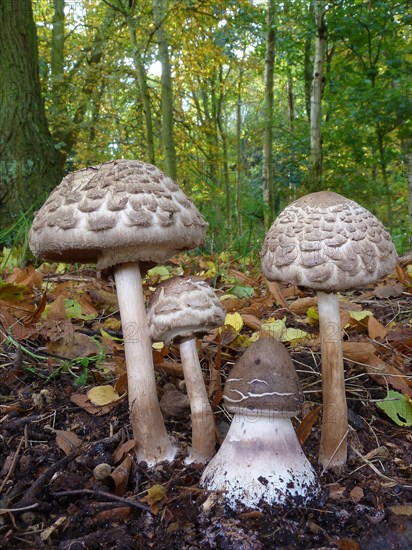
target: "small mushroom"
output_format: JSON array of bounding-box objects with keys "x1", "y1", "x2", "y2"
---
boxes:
[
  {"x1": 29, "y1": 159, "x2": 208, "y2": 466},
  {"x1": 200, "y1": 338, "x2": 319, "y2": 509},
  {"x1": 261, "y1": 191, "x2": 397, "y2": 469},
  {"x1": 147, "y1": 277, "x2": 225, "y2": 464}
]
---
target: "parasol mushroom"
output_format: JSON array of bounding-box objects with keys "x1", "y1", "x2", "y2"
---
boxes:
[
  {"x1": 261, "y1": 191, "x2": 397, "y2": 469},
  {"x1": 147, "y1": 277, "x2": 225, "y2": 463},
  {"x1": 200, "y1": 338, "x2": 319, "y2": 509},
  {"x1": 29, "y1": 159, "x2": 207, "y2": 466}
]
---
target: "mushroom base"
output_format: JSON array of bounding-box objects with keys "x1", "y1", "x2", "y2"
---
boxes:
[{"x1": 200, "y1": 414, "x2": 320, "y2": 510}]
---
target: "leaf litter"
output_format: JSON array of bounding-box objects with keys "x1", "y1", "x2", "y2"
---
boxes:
[{"x1": 0, "y1": 253, "x2": 411, "y2": 548}]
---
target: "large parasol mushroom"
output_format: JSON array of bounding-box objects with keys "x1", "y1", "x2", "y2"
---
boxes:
[
  {"x1": 29, "y1": 159, "x2": 207, "y2": 466},
  {"x1": 261, "y1": 191, "x2": 397, "y2": 469}
]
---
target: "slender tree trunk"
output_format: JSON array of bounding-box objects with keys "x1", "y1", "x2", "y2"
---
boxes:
[
  {"x1": 127, "y1": 17, "x2": 156, "y2": 164},
  {"x1": 217, "y1": 67, "x2": 231, "y2": 237},
  {"x1": 401, "y1": 138, "x2": 412, "y2": 239},
  {"x1": 262, "y1": 0, "x2": 275, "y2": 230},
  {"x1": 51, "y1": 0, "x2": 64, "y2": 79},
  {"x1": 235, "y1": 66, "x2": 244, "y2": 236},
  {"x1": 152, "y1": 0, "x2": 177, "y2": 180},
  {"x1": 376, "y1": 128, "x2": 393, "y2": 231},
  {"x1": 307, "y1": 0, "x2": 327, "y2": 193},
  {"x1": 0, "y1": 0, "x2": 62, "y2": 222}
]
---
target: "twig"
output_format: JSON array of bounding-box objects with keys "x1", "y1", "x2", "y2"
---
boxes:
[
  {"x1": 51, "y1": 489, "x2": 150, "y2": 512},
  {"x1": 15, "y1": 451, "x2": 79, "y2": 507},
  {"x1": 0, "y1": 503, "x2": 38, "y2": 515},
  {"x1": 0, "y1": 437, "x2": 24, "y2": 493}
]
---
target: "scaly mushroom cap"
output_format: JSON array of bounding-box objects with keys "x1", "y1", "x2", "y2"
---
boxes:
[
  {"x1": 147, "y1": 277, "x2": 225, "y2": 344},
  {"x1": 261, "y1": 191, "x2": 397, "y2": 292},
  {"x1": 29, "y1": 160, "x2": 207, "y2": 270},
  {"x1": 223, "y1": 338, "x2": 303, "y2": 417}
]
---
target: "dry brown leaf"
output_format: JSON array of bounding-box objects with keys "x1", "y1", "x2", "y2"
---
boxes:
[
  {"x1": 333, "y1": 538, "x2": 361, "y2": 550},
  {"x1": 349, "y1": 486, "x2": 364, "y2": 503},
  {"x1": 70, "y1": 392, "x2": 112, "y2": 415},
  {"x1": 367, "y1": 316, "x2": 387, "y2": 339},
  {"x1": 88, "y1": 288, "x2": 119, "y2": 313},
  {"x1": 109, "y1": 455, "x2": 133, "y2": 496},
  {"x1": 94, "y1": 507, "x2": 131, "y2": 522},
  {"x1": 155, "y1": 361, "x2": 183, "y2": 377},
  {"x1": 228, "y1": 268, "x2": 259, "y2": 287},
  {"x1": 288, "y1": 297, "x2": 317, "y2": 315},
  {"x1": 373, "y1": 282, "x2": 404, "y2": 299},
  {"x1": 55, "y1": 429, "x2": 82, "y2": 455},
  {"x1": 240, "y1": 313, "x2": 262, "y2": 331},
  {"x1": 296, "y1": 406, "x2": 321, "y2": 446},
  {"x1": 47, "y1": 332, "x2": 101, "y2": 360},
  {"x1": 112, "y1": 440, "x2": 136, "y2": 465},
  {"x1": 342, "y1": 341, "x2": 376, "y2": 363},
  {"x1": 220, "y1": 296, "x2": 245, "y2": 312},
  {"x1": 114, "y1": 373, "x2": 128, "y2": 395},
  {"x1": 266, "y1": 281, "x2": 288, "y2": 308},
  {"x1": 390, "y1": 505, "x2": 412, "y2": 516},
  {"x1": 47, "y1": 295, "x2": 67, "y2": 320}
]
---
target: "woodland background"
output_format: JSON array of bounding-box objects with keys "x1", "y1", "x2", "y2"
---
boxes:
[{"x1": 0, "y1": 0, "x2": 411, "y2": 258}]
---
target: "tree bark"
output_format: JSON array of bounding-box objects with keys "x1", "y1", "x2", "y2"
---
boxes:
[
  {"x1": 235, "y1": 65, "x2": 244, "y2": 236},
  {"x1": 152, "y1": 0, "x2": 177, "y2": 180},
  {"x1": 0, "y1": 0, "x2": 63, "y2": 223},
  {"x1": 307, "y1": 0, "x2": 326, "y2": 193},
  {"x1": 262, "y1": 0, "x2": 276, "y2": 230},
  {"x1": 402, "y1": 138, "x2": 412, "y2": 241}
]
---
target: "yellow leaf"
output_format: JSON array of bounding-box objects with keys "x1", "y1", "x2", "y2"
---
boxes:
[
  {"x1": 307, "y1": 306, "x2": 319, "y2": 321},
  {"x1": 349, "y1": 310, "x2": 373, "y2": 321},
  {"x1": 261, "y1": 318, "x2": 309, "y2": 342},
  {"x1": 406, "y1": 265, "x2": 412, "y2": 277},
  {"x1": 152, "y1": 341, "x2": 164, "y2": 350},
  {"x1": 224, "y1": 312, "x2": 244, "y2": 332},
  {"x1": 147, "y1": 265, "x2": 171, "y2": 281},
  {"x1": 143, "y1": 484, "x2": 166, "y2": 506},
  {"x1": 87, "y1": 385, "x2": 120, "y2": 406}
]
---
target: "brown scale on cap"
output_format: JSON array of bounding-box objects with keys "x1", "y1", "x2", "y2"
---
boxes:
[
  {"x1": 29, "y1": 159, "x2": 207, "y2": 270},
  {"x1": 223, "y1": 338, "x2": 303, "y2": 417},
  {"x1": 261, "y1": 191, "x2": 397, "y2": 292}
]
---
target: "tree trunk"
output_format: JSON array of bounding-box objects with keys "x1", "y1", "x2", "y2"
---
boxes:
[
  {"x1": 235, "y1": 66, "x2": 244, "y2": 236},
  {"x1": 0, "y1": 0, "x2": 62, "y2": 222},
  {"x1": 51, "y1": 0, "x2": 65, "y2": 79},
  {"x1": 217, "y1": 67, "x2": 231, "y2": 237},
  {"x1": 402, "y1": 138, "x2": 412, "y2": 240},
  {"x1": 262, "y1": 0, "x2": 276, "y2": 230},
  {"x1": 307, "y1": 0, "x2": 326, "y2": 193},
  {"x1": 152, "y1": 0, "x2": 177, "y2": 180},
  {"x1": 127, "y1": 16, "x2": 156, "y2": 165}
]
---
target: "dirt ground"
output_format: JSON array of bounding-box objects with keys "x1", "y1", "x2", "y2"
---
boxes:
[{"x1": 0, "y1": 258, "x2": 411, "y2": 549}]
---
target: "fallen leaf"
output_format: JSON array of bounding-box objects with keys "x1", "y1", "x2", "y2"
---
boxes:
[
  {"x1": 390, "y1": 505, "x2": 412, "y2": 516},
  {"x1": 109, "y1": 455, "x2": 133, "y2": 496},
  {"x1": 266, "y1": 280, "x2": 288, "y2": 308},
  {"x1": 288, "y1": 296, "x2": 317, "y2": 315},
  {"x1": 94, "y1": 507, "x2": 131, "y2": 522},
  {"x1": 70, "y1": 392, "x2": 112, "y2": 415},
  {"x1": 224, "y1": 312, "x2": 244, "y2": 332},
  {"x1": 376, "y1": 390, "x2": 412, "y2": 426},
  {"x1": 47, "y1": 332, "x2": 101, "y2": 360},
  {"x1": 55, "y1": 430, "x2": 82, "y2": 455},
  {"x1": 87, "y1": 385, "x2": 121, "y2": 406},
  {"x1": 296, "y1": 406, "x2": 321, "y2": 446},
  {"x1": 227, "y1": 285, "x2": 254, "y2": 299},
  {"x1": 142, "y1": 484, "x2": 167, "y2": 514},
  {"x1": 112, "y1": 440, "x2": 136, "y2": 465},
  {"x1": 367, "y1": 316, "x2": 387, "y2": 339},
  {"x1": 240, "y1": 313, "x2": 262, "y2": 331},
  {"x1": 373, "y1": 283, "x2": 404, "y2": 298},
  {"x1": 333, "y1": 538, "x2": 361, "y2": 550}
]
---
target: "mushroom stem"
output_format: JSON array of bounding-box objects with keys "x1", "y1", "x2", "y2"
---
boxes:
[
  {"x1": 114, "y1": 262, "x2": 175, "y2": 465},
  {"x1": 317, "y1": 291, "x2": 348, "y2": 469},
  {"x1": 200, "y1": 414, "x2": 318, "y2": 509},
  {"x1": 179, "y1": 338, "x2": 216, "y2": 463}
]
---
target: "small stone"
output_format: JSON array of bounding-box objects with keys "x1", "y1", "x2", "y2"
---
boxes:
[
  {"x1": 350, "y1": 486, "x2": 364, "y2": 503},
  {"x1": 159, "y1": 388, "x2": 190, "y2": 418},
  {"x1": 93, "y1": 463, "x2": 112, "y2": 480}
]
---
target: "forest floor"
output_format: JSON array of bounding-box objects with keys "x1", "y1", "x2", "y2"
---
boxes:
[{"x1": 0, "y1": 253, "x2": 411, "y2": 549}]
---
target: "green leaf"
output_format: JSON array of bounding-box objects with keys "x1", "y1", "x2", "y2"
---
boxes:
[
  {"x1": 349, "y1": 310, "x2": 373, "y2": 321},
  {"x1": 227, "y1": 285, "x2": 254, "y2": 299},
  {"x1": 65, "y1": 299, "x2": 96, "y2": 320},
  {"x1": 376, "y1": 390, "x2": 412, "y2": 426},
  {"x1": 0, "y1": 280, "x2": 26, "y2": 301}
]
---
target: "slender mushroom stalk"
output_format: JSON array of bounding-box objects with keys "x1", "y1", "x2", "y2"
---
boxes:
[
  {"x1": 114, "y1": 262, "x2": 174, "y2": 464},
  {"x1": 261, "y1": 191, "x2": 397, "y2": 470},
  {"x1": 28, "y1": 159, "x2": 208, "y2": 466},
  {"x1": 147, "y1": 277, "x2": 225, "y2": 464},
  {"x1": 200, "y1": 338, "x2": 319, "y2": 509},
  {"x1": 317, "y1": 291, "x2": 347, "y2": 468},
  {"x1": 179, "y1": 338, "x2": 216, "y2": 463}
]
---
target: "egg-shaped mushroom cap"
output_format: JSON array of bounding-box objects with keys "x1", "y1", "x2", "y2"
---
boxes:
[
  {"x1": 223, "y1": 338, "x2": 303, "y2": 417},
  {"x1": 261, "y1": 191, "x2": 397, "y2": 292},
  {"x1": 147, "y1": 277, "x2": 225, "y2": 345},
  {"x1": 29, "y1": 160, "x2": 207, "y2": 270}
]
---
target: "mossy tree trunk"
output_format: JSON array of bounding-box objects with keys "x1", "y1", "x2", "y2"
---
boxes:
[{"x1": 0, "y1": 0, "x2": 63, "y2": 222}]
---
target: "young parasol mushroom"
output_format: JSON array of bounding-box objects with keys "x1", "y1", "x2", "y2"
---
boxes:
[
  {"x1": 147, "y1": 277, "x2": 225, "y2": 464},
  {"x1": 29, "y1": 159, "x2": 207, "y2": 466},
  {"x1": 200, "y1": 338, "x2": 319, "y2": 509},
  {"x1": 261, "y1": 191, "x2": 397, "y2": 470}
]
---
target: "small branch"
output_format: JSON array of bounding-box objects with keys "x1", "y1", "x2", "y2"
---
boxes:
[
  {"x1": 51, "y1": 489, "x2": 150, "y2": 512},
  {"x1": 0, "y1": 437, "x2": 24, "y2": 493}
]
